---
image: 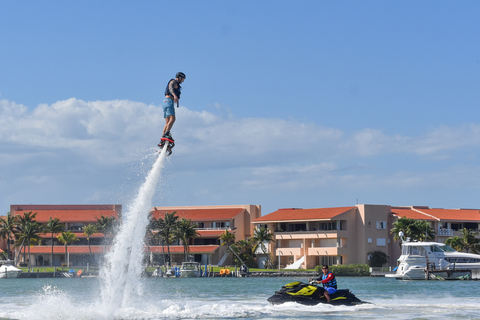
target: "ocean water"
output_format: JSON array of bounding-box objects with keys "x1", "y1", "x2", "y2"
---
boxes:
[{"x1": 0, "y1": 276, "x2": 479, "y2": 320}]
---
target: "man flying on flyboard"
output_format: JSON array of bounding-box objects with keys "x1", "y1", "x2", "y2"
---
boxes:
[{"x1": 158, "y1": 72, "x2": 186, "y2": 155}]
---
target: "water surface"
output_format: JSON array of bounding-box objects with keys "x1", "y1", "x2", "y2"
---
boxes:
[{"x1": 0, "y1": 276, "x2": 479, "y2": 319}]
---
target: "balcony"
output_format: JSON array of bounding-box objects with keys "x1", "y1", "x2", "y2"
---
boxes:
[
  {"x1": 276, "y1": 247, "x2": 303, "y2": 256},
  {"x1": 275, "y1": 230, "x2": 341, "y2": 240},
  {"x1": 307, "y1": 247, "x2": 338, "y2": 256},
  {"x1": 438, "y1": 228, "x2": 453, "y2": 237}
]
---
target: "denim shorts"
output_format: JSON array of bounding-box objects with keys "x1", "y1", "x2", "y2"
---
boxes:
[
  {"x1": 325, "y1": 287, "x2": 337, "y2": 295},
  {"x1": 163, "y1": 98, "x2": 175, "y2": 118}
]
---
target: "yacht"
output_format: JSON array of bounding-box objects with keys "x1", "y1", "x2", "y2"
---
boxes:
[
  {"x1": 0, "y1": 261, "x2": 22, "y2": 279},
  {"x1": 386, "y1": 241, "x2": 480, "y2": 280},
  {"x1": 179, "y1": 262, "x2": 202, "y2": 278}
]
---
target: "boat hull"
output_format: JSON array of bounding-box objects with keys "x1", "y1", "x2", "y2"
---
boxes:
[{"x1": 0, "y1": 265, "x2": 22, "y2": 279}]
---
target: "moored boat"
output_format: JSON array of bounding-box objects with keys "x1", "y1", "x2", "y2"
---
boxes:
[
  {"x1": 179, "y1": 262, "x2": 201, "y2": 278},
  {"x1": 0, "y1": 261, "x2": 22, "y2": 279},
  {"x1": 386, "y1": 241, "x2": 480, "y2": 280}
]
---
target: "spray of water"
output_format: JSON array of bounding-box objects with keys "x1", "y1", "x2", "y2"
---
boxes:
[{"x1": 100, "y1": 147, "x2": 168, "y2": 316}]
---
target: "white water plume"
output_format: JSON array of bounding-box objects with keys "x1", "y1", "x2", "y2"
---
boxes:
[{"x1": 100, "y1": 147, "x2": 168, "y2": 316}]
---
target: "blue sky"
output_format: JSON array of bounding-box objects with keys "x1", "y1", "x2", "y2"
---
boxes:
[{"x1": 1, "y1": 1, "x2": 479, "y2": 216}]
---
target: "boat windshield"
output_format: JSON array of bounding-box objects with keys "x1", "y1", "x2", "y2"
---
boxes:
[
  {"x1": 439, "y1": 245, "x2": 456, "y2": 252},
  {"x1": 403, "y1": 245, "x2": 427, "y2": 256},
  {"x1": 430, "y1": 245, "x2": 444, "y2": 253}
]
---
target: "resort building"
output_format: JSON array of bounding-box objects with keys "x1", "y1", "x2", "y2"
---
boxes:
[
  {"x1": 3, "y1": 202, "x2": 479, "y2": 269},
  {"x1": 8, "y1": 204, "x2": 121, "y2": 267},
  {"x1": 149, "y1": 205, "x2": 261, "y2": 266},
  {"x1": 252, "y1": 205, "x2": 480, "y2": 269},
  {"x1": 2, "y1": 204, "x2": 260, "y2": 268}
]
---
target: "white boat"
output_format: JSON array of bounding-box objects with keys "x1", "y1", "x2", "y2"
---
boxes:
[
  {"x1": 0, "y1": 261, "x2": 22, "y2": 279},
  {"x1": 179, "y1": 262, "x2": 202, "y2": 278},
  {"x1": 386, "y1": 241, "x2": 480, "y2": 280}
]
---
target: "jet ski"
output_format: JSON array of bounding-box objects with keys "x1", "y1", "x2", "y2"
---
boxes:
[{"x1": 267, "y1": 281, "x2": 367, "y2": 306}]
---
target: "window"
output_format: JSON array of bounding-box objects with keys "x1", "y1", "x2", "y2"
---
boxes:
[
  {"x1": 288, "y1": 223, "x2": 307, "y2": 231},
  {"x1": 464, "y1": 222, "x2": 479, "y2": 231},
  {"x1": 376, "y1": 221, "x2": 386, "y2": 229},
  {"x1": 319, "y1": 222, "x2": 337, "y2": 231},
  {"x1": 376, "y1": 238, "x2": 386, "y2": 246},
  {"x1": 212, "y1": 222, "x2": 229, "y2": 228},
  {"x1": 451, "y1": 223, "x2": 462, "y2": 231},
  {"x1": 367, "y1": 238, "x2": 372, "y2": 243}
]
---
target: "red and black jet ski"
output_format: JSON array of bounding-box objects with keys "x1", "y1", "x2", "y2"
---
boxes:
[{"x1": 267, "y1": 281, "x2": 367, "y2": 306}]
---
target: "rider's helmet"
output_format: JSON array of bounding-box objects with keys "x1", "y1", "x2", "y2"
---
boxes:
[{"x1": 176, "y1": 72, "x2": 186, "y2": 79}]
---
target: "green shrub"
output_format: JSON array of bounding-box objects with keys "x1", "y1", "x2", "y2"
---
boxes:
[{"x1": 315, "y1": 264, "x2": 369, "y2": 276}]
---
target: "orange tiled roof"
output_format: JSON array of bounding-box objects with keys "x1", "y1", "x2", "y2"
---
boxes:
[
  {"x1": 151, "y1": 208, "x2": 244, "y2": 221},
  {"x1": 13, "y1": 209, "x2": 119, "y2": 223},
  {"x1": 253, "y1": 207, "x2": 356, "y2": 223},
  {"x1": 391, "y1": 208, "x2": 436, "y2": 220},
  {"x1": 392, "y1": 207, "x2": 480, "y2": 221},
  {"x1": 420, "y1": 208, "x2": 480, "y2": 221},
  {"x1": 148, "y1": 245, "x2": 219, "y2": 254}
]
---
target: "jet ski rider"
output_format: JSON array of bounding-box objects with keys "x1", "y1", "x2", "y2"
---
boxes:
[{"x1": 313, "y1": 265, "x2": 337, "y2": 303}]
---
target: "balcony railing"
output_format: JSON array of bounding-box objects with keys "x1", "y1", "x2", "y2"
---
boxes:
[
  {"x1": 275, "y1": 229, "x2": 342, "y2": 233},
  {"x1": 438, "y1": 228, "x2": 453, "y2": 236}
]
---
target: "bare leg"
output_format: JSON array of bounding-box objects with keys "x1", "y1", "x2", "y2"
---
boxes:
[
  {"x1": 324, "y1": 291, "x2": 331, "y2": 303},
  {"x1": 163, "y1": 115, "x2": 176, "y2": 135}
]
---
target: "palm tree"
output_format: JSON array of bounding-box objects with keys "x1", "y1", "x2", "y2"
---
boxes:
[
  {"x1": 157, "y1": 211, "x2": 179, "y2": 266},
  {"x1": 96, "y1": 215, "x2": 117, "y2": 252},
  {"x1": 82, "y1": 224, "x2": 97, "y2": 262},
  {"x1": 252, "y1": 226, "x2": 275, "y2": 268},
  {"x1": 445, "y1": 236, "x2": 463, "y2": 251},
  {"x1": 445, "y1": 229, "x2": 480, "y2": 253},
  {"x1": 230, "y1": 239, "x2": 256, "y2": 267},
  {"x1": 411, "y1": 220, "x2": 435, "y2": 242},
  {"x1": 13, "y1": 211, "x2": 39, "y2": 265},
  {"x1": 391, "y1": 217, "x2": 414, "y2": 244},
  {"x1": 391, "y1": 217, "x2": 435, "y2": 243},
  {"x1": 44, "y1": 217, "x2": 64, "y2": 267},
  {"x1": 174, "y1": 218, "x2": 199, "y2": 262},
  {"x1": 14, "y1": 221, "x2": 42, "y2": 268},
  {"x1": 145, "y1": 215, "x2": 158, "y2": 266},
  {"x1": 0, "y1": 212, "x2": 18, "y2": 260},
  {"x1": 57, "y1": 231, "x2": 79, "y2": 267},
  {"x1": 219, "y1": 230, "x2": 235, "y2": 247},
  {"x1": 459, "y1": 228, "x2": 480, "y2": 253},
  {"x1": 218, "y1": 229, "x2": 236, "y2": 265}
]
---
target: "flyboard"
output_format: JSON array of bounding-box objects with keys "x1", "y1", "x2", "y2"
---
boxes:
[{"x1": 158, "y1": 136, "x2": 174, "y2": 156}]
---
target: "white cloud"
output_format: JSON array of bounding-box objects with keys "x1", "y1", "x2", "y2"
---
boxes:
[{"x1": 1, "y1": 98, "x2": 479, "y2": 214}]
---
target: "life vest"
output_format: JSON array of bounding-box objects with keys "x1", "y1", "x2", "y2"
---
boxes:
[
  {"x1": 322, "y1": 272, "x2": 337, "y2": 289},
  {"x1": 164, "y1": 79, "x2": 182, "y2": 99}
]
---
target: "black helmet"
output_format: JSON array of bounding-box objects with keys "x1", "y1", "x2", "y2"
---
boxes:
[{"x1": 176, "y1": 72, "x2": 186, "y2": 79}]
